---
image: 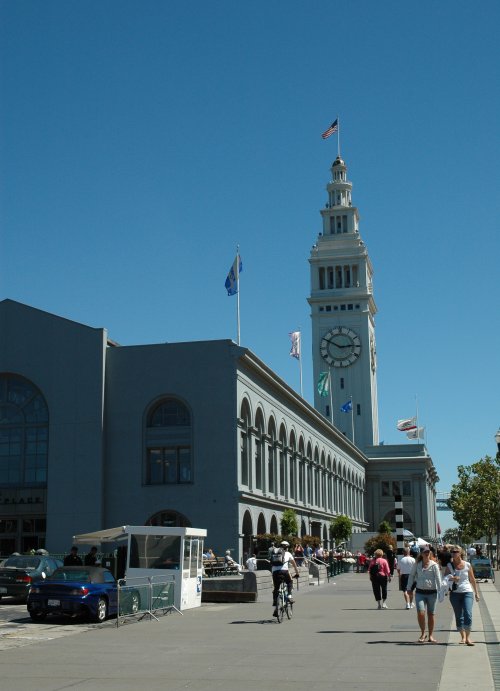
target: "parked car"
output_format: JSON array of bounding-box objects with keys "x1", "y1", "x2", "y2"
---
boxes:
[
  {"x1": 0, "y1": 555, "x2": 63, "y2": 602},
  {"x1": 27, "y1": 566, "x2": 140, "y2": 622}
]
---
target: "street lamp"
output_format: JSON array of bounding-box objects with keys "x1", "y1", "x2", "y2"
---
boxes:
[{"x1": 495, "y1": 428, "x2": 500, "y2": 460}]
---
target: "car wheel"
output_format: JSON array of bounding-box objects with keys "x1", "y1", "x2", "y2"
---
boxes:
[
  {"x1": 94, "y1": 597, "x2": 108, "y2": 623},
  {"x1": 130, "y1": 592, "x2": 140, "y2": 614},
  {"x1": 29, "y1": 610, "x2": 47, "y2": 622}
]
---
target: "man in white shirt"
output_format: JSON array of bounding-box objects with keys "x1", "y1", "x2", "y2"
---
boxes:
[
  {"x1": 397, "y1": 547, "x2": 416, "y2": 609},
  {"x1": 271, "y1": 541, "x2": 300, "y2": 617}
]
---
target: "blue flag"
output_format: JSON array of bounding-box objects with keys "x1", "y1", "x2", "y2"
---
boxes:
[
  {"x1": 340, "y1": 400, "x2": 352, "y2": 413},
  {"x1": 225, "y1": 254, "x2": 243, "y2": 296}
]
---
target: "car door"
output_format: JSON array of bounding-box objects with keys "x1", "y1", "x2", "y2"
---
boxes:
[{"x1": 103, "y1": 570, "x2": 118, "y2": 613}]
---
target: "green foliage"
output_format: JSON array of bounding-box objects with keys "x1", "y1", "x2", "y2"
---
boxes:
[
  {"x1": 442, "y1": 527, "x2": 470, "y2": 546},
  {"x1": 364, "y1": 533, "x2": 396, "y2": 556},
  {"x1": 378, "y1": 521, "x2": 392, "y2": 534},
  {"x1": 449, "y1": 455, "x2": 500, "y2": 562},
  {"x1": 329, "y1": 515, "x2": 352, "y2": 544},
  {"x1": 281, "y1": 509, "x2": 298, "y2": 537}
]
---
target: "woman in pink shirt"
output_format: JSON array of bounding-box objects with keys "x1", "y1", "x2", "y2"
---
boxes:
[{"x1": 368, "y1": 548, "x2": 391, "y2": 609}]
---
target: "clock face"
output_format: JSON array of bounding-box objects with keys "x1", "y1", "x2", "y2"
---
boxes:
[{"x1": 320, "y1": 327, "x2": 361, "y2": 368}]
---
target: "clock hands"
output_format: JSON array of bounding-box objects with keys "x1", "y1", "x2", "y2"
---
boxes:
[{"x1": 324, "y1": 337, "x2": 352, "y2": 349}]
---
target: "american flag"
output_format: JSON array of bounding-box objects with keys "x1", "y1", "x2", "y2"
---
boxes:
[{"x1": 321, "y1": 119, "x2": 338, "y2": 139}]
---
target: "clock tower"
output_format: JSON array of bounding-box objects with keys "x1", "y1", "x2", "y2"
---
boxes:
[{"x1": 308, "y1": 156, "x2": 379, "y2": 451}]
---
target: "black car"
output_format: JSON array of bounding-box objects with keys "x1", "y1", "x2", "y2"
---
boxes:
[{"x1": 0, "y1": 555, "x2": 63, "y2": 602}]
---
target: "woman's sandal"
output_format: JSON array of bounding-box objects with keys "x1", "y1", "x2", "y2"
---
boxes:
[
  {"x1": 465, "y1": 641, "x2": 475, "y2": 646},
  {"x1": 418, "y1": 634, "x2": 427, "y2": 643},
  {"x1": 428, "y1": 637, "x2": 438, "y2": 644}
]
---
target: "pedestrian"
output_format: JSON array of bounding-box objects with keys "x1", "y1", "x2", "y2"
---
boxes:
[
  {"x1": 246, "y1": 553, "x2": 258, "y2": 571},
  {"x1": 63, "y1": 546, "x2": 83, "y2": 566},
  {"x1": 446, "y1": 545, "x2": 480, "y2": 646},
  {"x1": 407, "y1": 545, "x2": 442, "y2": 643},
  {"x1": 294, "y1": 543, "x2": 304, "y2": 566},
  {"x1": 84, "y1": 546, "x2": 98, "y2": 566},
  {"x1": 397, "y1": 547, "x2": 416, "y2": 609},
  {"x1": 368, "y1": 549, "x2": 391, "y2": 609}
]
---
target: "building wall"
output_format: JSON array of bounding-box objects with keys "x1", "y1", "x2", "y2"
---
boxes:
[
  {"x1": 0, "y1": 300, "x2": 107, "y2": 551},
  {"x1": 365, "y1": 444, "x2": 439, "y2": 538},
  {"x1": 103, "y1": 339, "x2": 242, "y2": 556}
]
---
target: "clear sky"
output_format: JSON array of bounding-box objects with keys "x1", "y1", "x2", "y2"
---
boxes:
[{"x1": 1, "y1": 1, "x2": 499, "y2": 534}]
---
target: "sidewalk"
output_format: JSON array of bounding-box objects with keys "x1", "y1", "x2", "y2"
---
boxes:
[{"x1": 0, "y1": 572, "x2": 498, "y2": 691}]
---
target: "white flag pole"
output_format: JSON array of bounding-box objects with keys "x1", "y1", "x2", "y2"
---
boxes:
[
  {"x1": 329, "y1": 368, "x2": 333, "y2": 424},
  {"x1": 298, "y1": 329, "x2": 303, "y2": 398},
  {"x1": 414, "y1": 394, "x2": 419, "y2": 444},
  {"x1": 337, "y1": 115, "x2": 341, "y2": 158},
  {"x1": 236, "y1": 246, "x2": 241, "y2": 346},
  {"x1": 351, "y1": 395, "x2": 355, "y2": 444}
]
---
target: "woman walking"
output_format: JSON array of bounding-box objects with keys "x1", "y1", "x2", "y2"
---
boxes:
[
  {"x1": 368, "y1": 548, "x2": 391, "y2": 609},
  {"x1": 407, "y1": 545, "x2": 442, "y2": 643},
  {"x1": 446, "y1": 545, "x2": 480, "y2": 646}
]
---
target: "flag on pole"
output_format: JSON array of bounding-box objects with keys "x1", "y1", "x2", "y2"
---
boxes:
[
  {"x1": 289, "y1": 331, "x2": 301, "y2": 360},
  {"x1": 397, "y1": 417, "x2": 417, "y2": 431},
  {"x1": 225, "y1": 254, "x2": 243, "y2": 296},
  {"x1": 321, "y1": 118, "x2": 338, "y2": 139},
  {"x1": 340, "y1": 399, "x2": 352, "y2": 413},
  {"x1": 406, "y1": 426, "x2": 425, "y2": 440},
  {"x1": 317, "y1": 372, "x2": 330, "y2": 397}
]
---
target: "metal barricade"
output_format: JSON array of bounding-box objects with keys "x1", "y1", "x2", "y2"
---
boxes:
[{"x1": 117, "y1": 575, "x2": 179, "y2": 627}]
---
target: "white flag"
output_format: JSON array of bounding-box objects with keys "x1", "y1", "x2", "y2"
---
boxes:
[
  {"x1": 397, "y1": 417, "x2": 417, "y2": 431},
  {"x1": 406, "y1": 427, "x2": 425, "y2": 440},
  {"x1": 289, "y1": 331, "x2": 301, "y2": 360}
]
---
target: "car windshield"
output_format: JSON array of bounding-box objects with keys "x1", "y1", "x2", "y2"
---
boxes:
[
  {"x1": 3, "y1": 557, "x2": 41, "y2": 569},
  {"x1": 49, "y1": 569, "x2": 91, "y2": 582}
]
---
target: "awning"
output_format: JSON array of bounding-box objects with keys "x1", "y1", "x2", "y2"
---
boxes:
[
  {"x1": 393, "y1": 529, "x2": 415, "y2": 538},
  {"x1": 73, "y1": 526, "x2": 129, "y2": 544}
]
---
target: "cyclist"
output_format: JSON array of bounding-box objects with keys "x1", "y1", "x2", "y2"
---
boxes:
[{"x1": 271, "y1": 540, "x2": 300, "y2": 617}]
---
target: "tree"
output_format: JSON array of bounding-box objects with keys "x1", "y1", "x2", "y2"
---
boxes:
[
  {"x1": 281, "y1": 509, "x2": 298, "y2": 538},
  {"x1": 449, "y1": 455, "x2": 500, "y2": 565},
  {"x1": 364, "y1": 533, "x2": 396, "y2": 556},
  {"x1": 329, "y1": 515, "x2": 352, "y2": 546},
  {"x1": 442, "y1": 528, "x2": 465, "y2": 545},
  {"x1": 378, "y1": 520, "x2": 392, "y2": 534}
]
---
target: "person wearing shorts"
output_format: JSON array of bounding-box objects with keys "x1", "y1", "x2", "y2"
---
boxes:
[
  {"x1": 407, "y1": 545, "x2": 442, "y2": 643},
  {"x1": 397, "y1": 547, "x2": 416, "y2": 609}
]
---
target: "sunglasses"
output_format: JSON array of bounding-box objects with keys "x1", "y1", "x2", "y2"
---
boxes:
[{"x1": 451, "y1": 550, "x2": 460, "y2": 554}]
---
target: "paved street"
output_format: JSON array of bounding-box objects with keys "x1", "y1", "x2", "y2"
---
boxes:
[
  {"x1": 0, "y1": 596, "x2": 113, "y2": 652},
  {"x1": 0, "y1": 571, "x2": 498, "y2": 690}
]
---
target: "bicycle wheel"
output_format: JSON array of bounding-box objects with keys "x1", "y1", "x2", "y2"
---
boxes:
[
  {"x1": 276, "y1": 594, "x2": 284, "y2": 623},
  {"x1": 285, "y1": 599, "x2": 293, "y2": 620}
]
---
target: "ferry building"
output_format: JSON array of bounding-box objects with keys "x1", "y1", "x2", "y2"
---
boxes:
[{"x1": 0, "y1": 155, "x2": 438, "y2": 557}]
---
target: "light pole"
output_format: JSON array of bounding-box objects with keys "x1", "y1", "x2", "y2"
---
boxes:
[
  {"x1": 495, "y1": 428, "x2": 500, "y2": 460},
  {"x1": 495, "y1": 429, "x2": 500, "y2": 571}
]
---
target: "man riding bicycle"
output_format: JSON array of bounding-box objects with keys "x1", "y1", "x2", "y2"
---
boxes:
[{"x1": 271, "y1": 540, "x2": 300, "y2": 618}]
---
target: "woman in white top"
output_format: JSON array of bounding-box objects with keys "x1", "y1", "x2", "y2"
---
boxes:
[
  {"x1": 446, "y1": 545, "x2": 480, "y2": 646},
  {"x1": 407, "y1": 546, "x2": 442, "y2": 643}
]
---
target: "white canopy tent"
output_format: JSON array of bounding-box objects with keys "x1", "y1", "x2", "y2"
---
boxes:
[{"x1": 73, "y1": 526, "x2": 129, "y2": 544}]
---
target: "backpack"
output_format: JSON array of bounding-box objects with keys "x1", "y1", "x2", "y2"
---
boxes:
[
  {"x1": 369, "y1": 560, "x2": 380, "y2": 578},
  {"x1": 270, "y1": 548, "x2": 285, "y2": 566}
]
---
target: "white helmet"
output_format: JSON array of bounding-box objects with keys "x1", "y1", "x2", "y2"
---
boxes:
[{"x1": 280, "y1": 540, "x2": 290, "y2": 547}]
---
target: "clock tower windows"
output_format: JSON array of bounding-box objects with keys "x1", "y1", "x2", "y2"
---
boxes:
[{"x1": 317, "y1": 264, "x2": 359, "y2": 290}]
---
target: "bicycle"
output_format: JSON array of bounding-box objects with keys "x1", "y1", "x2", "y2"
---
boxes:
[{"x1": 274, "y1": 574, "x2": 298, "y2": 623}]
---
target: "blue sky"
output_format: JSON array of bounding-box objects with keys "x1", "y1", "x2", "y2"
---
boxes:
[{"x1": 1, "y1": 1, "x2": 499, "y2": 533}]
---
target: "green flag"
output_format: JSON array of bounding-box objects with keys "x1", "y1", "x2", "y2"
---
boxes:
[{"x1": 317, "y1": 371, "x2": 330, "y2": 397}]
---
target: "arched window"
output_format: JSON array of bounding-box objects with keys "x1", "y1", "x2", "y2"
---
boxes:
[
  {"x1": 0, "y1": 374, "x2": 48, "y2": 486},
  {"x1": 145, "y1": 398, "x2": 192, "y2": 484},
  {"x1": 146, "y1": 509, "x2": 191, "y2": 527},
  {"x1": 240, "y1": 399, "x2": 251, "y2": 487}
]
